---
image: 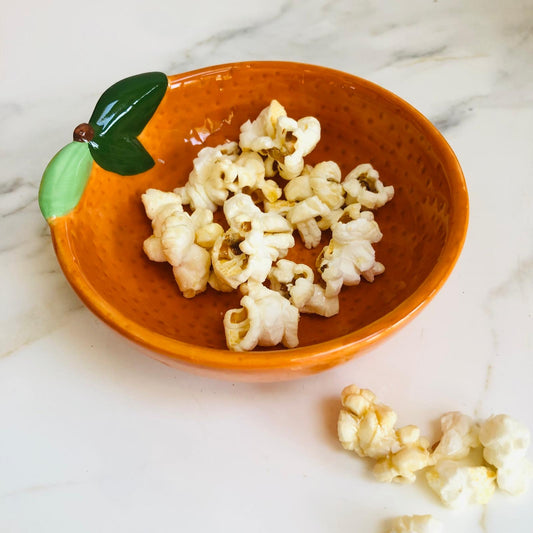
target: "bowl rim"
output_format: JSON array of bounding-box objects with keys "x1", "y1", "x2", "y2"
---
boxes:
[{"x1": 49, "y1": 60, "x2": 469, "y2": 375}]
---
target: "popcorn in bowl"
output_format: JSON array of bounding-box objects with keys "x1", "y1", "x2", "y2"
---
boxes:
[{"x1": 141, "y1": 100, "x2": 394, "y2": 351}]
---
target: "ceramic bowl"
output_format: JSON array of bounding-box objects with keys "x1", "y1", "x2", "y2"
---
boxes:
[{"x1": 39, "y1": 61, "x2": 468, "y2": 381}]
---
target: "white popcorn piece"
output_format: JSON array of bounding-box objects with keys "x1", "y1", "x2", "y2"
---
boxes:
[
  {"x1": 268, "y1": 259, "x2": 339, "y2": 317},
  {"x1": 207, "y1": 270, "x2": 234, "y2": 293},
  {"x1": 425, "y1": 461, "x2": 496, "y2": 508},
  {"x1": 239, "y1": 100, "x2": 287, "y2": 153},
  {"x1": 343, "y1": 163, "x2": 394, "y2": 209},
  {"x1": 275, "y1": 115, "x2": 321, "y2": 180},
  {"x1": 142, "y1": 190, "x2": 185, "y2": 263},
  {"x1": 339, "y1": 386, "x2": 431, "y2": 484},
  {"x1": 283, "y1": 167, "x2": 313, "y2": 202},
  {"x1": 317, "y1": 212, "x2": 384, "y2": 297},
  {"x1": 239, "y1": 100, "x2": 321, "y2": 181},
  {"x1": 142, "y1": 189, "x2": 212, "y2": 297},
  {"x1": 220, "y1": 150, "x2": 282, "y2": 203},
  {"x1": 300, "y1": 284, "x2": 339, "y2": 317},
  {"x1": 317, "y1": 208, "x2": 343, "y2": 231},
  {"x1": 194, "y1": 222, "x2": 224, "y2": 249},
  {"x1": 286, "y1": 196, "x2": 330, "y2": 249},
  {"x1": 317, "y1": 203, "x2": 362, "y2": 231},
  {"x1": 338, "y1": 385, "x2": 399, "y2": 459},
  {"x1": 374, "y1": 426, "x2": 432, "y2": 484},
  {"x1": 432, "y1": 412, "x2": 480, "y2": 461},
  {"x1": 174, "y1": 142, "x2": 239, "y2": 211},
  {"x1": 495, "y1": 461, "x2": 533, "y2": 495},
  {"x1": 479, "y1": 414, "x2": 530, "y2": 468},
  {"x1": 263, "y1": 198, "x2": 295, "y2": 217},
  {"x1": 309, "y1": 161, "x2": 345, "y2": 209},
  {"x1": 211, "y1": 229, "x2": 255, "y2": 290},
  {"x1": 225, "y1": 193, "x2": 294, "y2": 261},
  {"x1": 211, "y1": 194, "x2": 294, "y2": 289},
  {"x1": 263, "y1": 154, "x2": 279, "y2": 178},
  {"x1": 479, "y1": 414, "x2": 533, "y2": 494},
  {"x1": 387, "y1": 515, "x2": 443, "y2": 533},
  {"x1": 223, "y1": 281, "x2": 299, "y2": 351}
]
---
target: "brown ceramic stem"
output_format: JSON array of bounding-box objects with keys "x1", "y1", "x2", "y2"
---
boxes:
[{"x1": 73, "y1": 123, "x2": 94, "y2": 142}]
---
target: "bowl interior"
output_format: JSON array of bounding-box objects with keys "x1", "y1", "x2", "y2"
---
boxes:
[{"x1": 55, "y1": 62, "x2": 464, "y2": 352}]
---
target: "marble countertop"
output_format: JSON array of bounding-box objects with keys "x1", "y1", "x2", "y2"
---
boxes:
[{"x1": 2, "y1": 0, "x2": 533, "y2": 531}]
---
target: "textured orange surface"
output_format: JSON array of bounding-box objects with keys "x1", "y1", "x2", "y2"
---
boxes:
[{"x1": 50, "y1": 61, "x2": 468, "y2": 380}]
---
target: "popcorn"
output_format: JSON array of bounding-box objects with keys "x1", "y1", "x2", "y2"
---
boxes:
[
  {"x1": 374, "y1": 425, "x2": 432, "y2": 484},
  {"x1": 337, "y1": 384, "x2": 532, "y2": 514},
  {"x1": 479, "y1": 414, "x2": 533, "y2": 494},
  {"x1": 283, "y1": 166, "x2": 313, "y2": 202},
  {"x1": 432, "y1": 412, "x2": 480, "y2": 461},
  {"x1": 425, "y1": 461, "x2": 496, "y2": 508},
  {"x1": 268, "y1": 259, "x2": 339, "y2": 317},
  {"x1": 142, "y1": 100, "x2": 394, "y2": 350},
  {"x1": 343, "y1": 163, "x2": 394, "y2": 209},
  {"x1": 338, "y1": 385, "x2": 399, "y2": 459},
  {"x1": 309, "y1": 161, "x2": 344, "y2": 209},
  {"x1": 220, "y1": 150, "x2": 282, "y2": 203},
  {"x1": 239, "y1": 100, "x2": 321, "y2": 180},
  {"x1": 223, "y1": 281, "x2": 299, "y2": 351},
  {"x1": 142, "y1": 189, "x2": 184, "y2": 262},
  {"x1": 317, "y1": 203, "x2": 362, "y2": 231},
  {"x1": 338, "y1": 386, "x2": 430, "y2": 483},
  {"x1": 174, "y1": 142, "x2": 238, "y2": 211},
  {"x1": 286, "y1": 196, "x2": 330, "y2": 249},
  {"x1": 141, "y1": 189, "x2": 211, "y2": 298},
  {"x1": 317, "y1": 212, "x2": 384, "y2": 297},
  {"x1": 273, "y1": 115, "x2": 321, "y2": 180},
  {"x1": 211, "y1": 229, "x2": 257, "y2": 289},
  {"x1": 211, "y1": 194, "x2": 294, "y2": 290},
  {"x1": 386, "y1": 515, "x2": 443, "y2": 533},
  {"x1": 239, "y1": 100, "x2": 287, "y2": 153}
]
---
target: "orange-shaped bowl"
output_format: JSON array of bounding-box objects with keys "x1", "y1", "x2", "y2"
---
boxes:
[{"x1": 46, "y1": 61, "x2": 468, "y2": 381}]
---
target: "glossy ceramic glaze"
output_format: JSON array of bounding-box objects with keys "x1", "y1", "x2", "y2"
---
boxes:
[{"x1": 45, "y1": 61, "x2": 468, "y2": 381}]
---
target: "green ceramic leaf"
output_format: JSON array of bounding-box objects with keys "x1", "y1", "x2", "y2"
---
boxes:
[
  {"x1": 88, "y1": 136, "x2": 155, "y2": 176},
  {"x1": 39, "y1": 141, "x2": 93, "y2": 220},
  {"x1": 88, "y1": 71, "x2": 167, "y2": 175}
]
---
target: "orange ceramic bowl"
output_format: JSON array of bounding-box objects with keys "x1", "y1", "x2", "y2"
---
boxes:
[{"x1": 42, "y1": 61, "x2": 468, "y2": 381}]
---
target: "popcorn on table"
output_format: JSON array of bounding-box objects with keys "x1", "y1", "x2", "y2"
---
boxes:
[
  {"x1": 338, "y1": 385, "x2": 431, "y2": 483},
  {"x1": 479, "y1": 414, "x2": 533, "y2": 495},
  {"x1": 386, "y1": 515, "x2": 443, "y2": 533},
  {"x1": 432, "y1": 412, "x2": 480, "y2": 461},
  {"x1": 141, "y1": 100, "x2": 395, "y2": 351},
  {"x1": 337, "y1": 385, "x2": 532, "y2": 511},
  {"x1": 425, "y1": 461, "x2": 496, "y2": 509}
]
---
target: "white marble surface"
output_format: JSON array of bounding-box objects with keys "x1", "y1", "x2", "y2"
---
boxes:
[{"x1": 1, "y1": 0, "x2": 533, "y2": 531}]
